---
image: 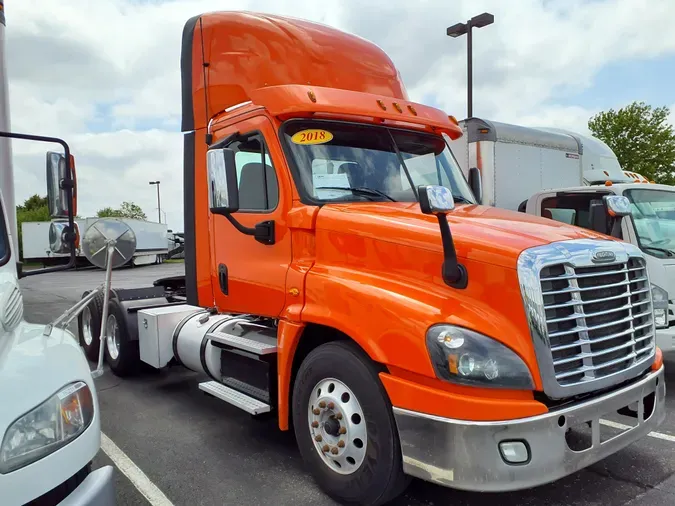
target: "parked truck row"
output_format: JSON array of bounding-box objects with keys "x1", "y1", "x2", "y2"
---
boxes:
[{"x1": 64, "y1": 11, "x2": 666, "y2": 506}]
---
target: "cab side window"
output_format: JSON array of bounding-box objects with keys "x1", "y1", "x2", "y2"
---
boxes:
[
  {"x1": 540, "y1": 193, "x2": 619, "y2": 237},
  {"x1": 227, "y1": 134, "x2": 279, "y2": 212},
  {"x1": 541, "y1": 196, "x2": 590, "y2": 227}
]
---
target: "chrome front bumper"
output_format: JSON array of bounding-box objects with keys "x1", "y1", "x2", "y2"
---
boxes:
[
  {"x1": 59, "y1": 465, "x2": 116, "y2": 506},
  {"x1": 393, "y1": 367, "x2": 665, "y2": 492}
]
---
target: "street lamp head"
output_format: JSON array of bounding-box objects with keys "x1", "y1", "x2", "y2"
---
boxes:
[
  {"x1": 446, "y1": 22, "x2": 468, "y2": 38},
  {"x1": 471, "y1": 12, "x2": 494, "y2": 28},
  {"x1": 149, "y1": 180, "x2": 160, "y2": 185}
]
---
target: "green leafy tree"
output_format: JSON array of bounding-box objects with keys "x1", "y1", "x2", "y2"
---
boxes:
[
  {"x1": 588, "y1": 101, "x2": 675, "y2": 185},
  {"x1": 97, "y1": 201, "x2": 147, "y2": 220},
  {"x1": 96, "y1": 207, "x2": 124, "y2": 218}
]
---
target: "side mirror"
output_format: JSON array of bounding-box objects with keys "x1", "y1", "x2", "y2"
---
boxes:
[
  {"x1": 207, "y1": 148, "x2": 239, "y2": 213},
  {"x1": 417, "y1": 185, "x2": 467, "y2": 289},
  {"x1": 49, "y1": 221, "x2": 79, "y2": 254},
  {"x1": 468, "y1": 167, "x2": 482, "y2": 204},
  {"x1": 603, "y1": 195, "x2": 632, "y2": 217},
  {"x1": 46, "y1": 151, "x2": 77, "y2": 219},
  {"x1": 603, "y1": 195, "x2": 631, "y2": 239},
  {"x1": 418, "y1": 185, "x2": 455, "y2": 215}
]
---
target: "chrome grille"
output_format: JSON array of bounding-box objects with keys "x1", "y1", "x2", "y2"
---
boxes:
[
  {"x1": 541, "y1": 258, "x2": 653, "y2": 386},
  {"x1": 518, "y1": 239, "x2": 656, "y2": 399}
]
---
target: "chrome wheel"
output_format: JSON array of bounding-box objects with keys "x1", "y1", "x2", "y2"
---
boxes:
[
  {"x1": 105, "y1": 314, "x2": 120, "y2": 360},
  {"x1": 82, "y1": 306, "x2": 94, "y2": 346},
  {"x1": 307, "y1": 378, "x2": 367, "y2": 475}
]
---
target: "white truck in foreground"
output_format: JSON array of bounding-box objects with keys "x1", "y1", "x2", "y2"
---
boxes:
[
  {"x1": 449, "y1": 118, "x2": 674, "y2": 353},
  {"x1": 0, "y1": 2, "x2": 115, "y2": 504}
]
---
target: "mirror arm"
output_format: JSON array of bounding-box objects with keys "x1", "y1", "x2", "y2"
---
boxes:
[
  {"x1": 43, "y1": 285, "x2": 102, "y2": 336},
  {"x1": 92, "y1": 241, "x2": 116, "y2": 379},
  {"x1": 437, "y1": 214, "x2": 468, "y2": 289},
  {"x1": 223, "y1": 211, "x2": 256, "y2": 235},
  {"x1": 221, "y1": 212, "x2": 275, "y2": 246},
  {"x1": 609, "y1": 216, "x2": 623, "y2": 239}
]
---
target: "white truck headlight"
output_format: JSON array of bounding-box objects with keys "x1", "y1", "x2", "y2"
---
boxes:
[
  {"x1": 0, "y1": 381, "x2": 94, "y2": 474},
  {"x1": 426, "y1": 324, "x2": 534, "y2": 389},
  {"x1": 652, "y1": 284, "x2": 669, "y2": 330}
]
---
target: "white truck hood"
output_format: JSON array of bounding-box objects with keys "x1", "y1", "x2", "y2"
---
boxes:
[{"x1": 0, "y1": 270, "x2": 102, "y2": 503}]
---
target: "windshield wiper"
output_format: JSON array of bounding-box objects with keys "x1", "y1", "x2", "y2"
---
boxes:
[
  {"x1": 642, "y1": 245, "x2": 674, "y2": 257},
  {"x1": 316, "y1": 186, "x2": 397, "y2": 202}
]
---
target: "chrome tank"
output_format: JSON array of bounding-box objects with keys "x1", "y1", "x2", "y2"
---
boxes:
[{"x1": 174, "y1": 311, "x2": 234, "y2": 379}]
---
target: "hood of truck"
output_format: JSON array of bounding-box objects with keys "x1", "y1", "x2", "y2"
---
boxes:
[
  {"x1": 315, "y1": 202, "x2": 608, "y2": 268},
  {"x1": 0, "y1": 270, "x2": 100, "y2": 502}
]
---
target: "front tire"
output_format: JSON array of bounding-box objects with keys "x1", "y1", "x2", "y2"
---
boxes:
[
  {"x1": 104, "y1": 298, "x2": 141, "y2": 376},
  {"x1": 77, "y1": 290, "x2": 104, "y2": 362},
  {"x1": 292, "y1": 341, "x2": 409, "y2": 505}
]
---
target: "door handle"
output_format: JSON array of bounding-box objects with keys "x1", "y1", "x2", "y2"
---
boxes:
[{"x1": 219, "y1": 264, "x2": 228, "y2": 295}]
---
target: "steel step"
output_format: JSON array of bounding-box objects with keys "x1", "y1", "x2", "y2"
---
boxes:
[
  {"x1": 207, "y1": 330, "x2": 277, "y2": 355},
  {"x1": 198, "y1": 381, "x2": 271, "y2": 415}
]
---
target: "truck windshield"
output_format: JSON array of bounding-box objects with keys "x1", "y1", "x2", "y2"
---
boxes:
[
  {"x1": 625, "y1": 188, "x2": 675, "y2": 258},
  {"x1": 281, "y1": 120, "x2": 475, "y2": 204}
]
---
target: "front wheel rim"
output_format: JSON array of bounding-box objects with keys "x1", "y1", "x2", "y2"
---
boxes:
[
  {"x1": 106, "y1": 314, "x2": 120, "y2": 360},
  {"x1": 82, "y1": 306, "x2": 93, "y2": 346},
  {"x1": 307, "y1": 378, "x2": 367, "y2": 475}
]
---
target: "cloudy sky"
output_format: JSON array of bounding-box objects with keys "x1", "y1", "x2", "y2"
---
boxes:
[{"x1": 6, "y1": 0, "x2": 675, "y2": 231}]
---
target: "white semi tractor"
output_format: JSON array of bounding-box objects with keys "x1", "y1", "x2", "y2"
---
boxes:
[
  {"x1": 0, "y1": 2, "x2": 115, "y2": 504},
  {"x1": 449, "y1": 118, "x2": 674, "y2": 353}
]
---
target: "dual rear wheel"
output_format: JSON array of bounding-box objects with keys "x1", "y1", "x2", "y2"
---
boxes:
[{"x1": 77, "y1": 292, "x2": 140, "y2": 376}]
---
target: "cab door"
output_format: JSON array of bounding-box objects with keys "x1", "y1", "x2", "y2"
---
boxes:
[{"x1": 209, "y1": 115, "x2": 292, "y2": 317}]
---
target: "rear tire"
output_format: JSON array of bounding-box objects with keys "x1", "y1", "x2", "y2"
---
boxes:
[
  {"x1": 292, "y1": 341, "x2": 410, "y2": 505},
  {"x1": 77, "y1": 290, "x2": 104, "y2": 362},
  {"x1": 104, "y1": 298, "x2": 141, "y2": 376}
]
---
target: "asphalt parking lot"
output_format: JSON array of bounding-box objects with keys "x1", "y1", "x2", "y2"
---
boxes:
[{"x1": 20, "y1": 263, "x2": 675, "y2": 506}]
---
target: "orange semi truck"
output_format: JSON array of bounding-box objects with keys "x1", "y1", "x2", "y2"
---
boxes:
[{"x1": 77, "y1": 11, "x2": 665, "y2": 505}]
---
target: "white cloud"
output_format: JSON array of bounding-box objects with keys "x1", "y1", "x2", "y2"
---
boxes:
[{"x1": 5, "y1": 0, "x2": 675, "y2": 231}]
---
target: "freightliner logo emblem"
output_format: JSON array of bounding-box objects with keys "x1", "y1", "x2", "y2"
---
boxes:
[{"x1": 591, "y1": 250, "x2": 616, "y2": 263}]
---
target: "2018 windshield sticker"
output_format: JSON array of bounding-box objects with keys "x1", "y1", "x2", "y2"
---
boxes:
[{"x1": 291, "y1": 129, "x2": 333, "y2": 145}]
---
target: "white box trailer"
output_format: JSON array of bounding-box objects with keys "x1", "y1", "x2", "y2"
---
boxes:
[
  {"x1": 448, "y1": 118, "x2": 675, "y2": 354},
  {"x1": 22, "y1": 218, "x2": 169, "y2": 267},
  {"x1": 447, "y1": 118, "x2": 635, "y2": 210}
]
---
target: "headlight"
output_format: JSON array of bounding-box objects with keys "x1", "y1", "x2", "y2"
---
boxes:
[
  {"x1": 0, "y1": 381, "x2": 94, "y2": 474},
  {"x1": 652, "y1": 284, "x2": 669, "y2": 330},
  {"x1": 426, "y1": 324, "x2": 534, "y2": 389}
]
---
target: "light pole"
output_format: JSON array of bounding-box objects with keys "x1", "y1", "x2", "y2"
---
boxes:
[
  {"x1": 155, "y1": 208, "x2": 167, "y2": 224},
  {"x1": 149, "y1": 180, "x2": 161, "y2": 223},
  {"x1": 447, "y1": 12, "x2": 494, "y2": 119}
]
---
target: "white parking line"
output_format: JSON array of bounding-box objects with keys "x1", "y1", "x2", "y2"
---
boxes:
[
  {"x1": 101, "y1": 432, "x2": 175, "y2": 506},
  {"x1": 599, "y1": 419, "x2": 675, "y2": 442}
]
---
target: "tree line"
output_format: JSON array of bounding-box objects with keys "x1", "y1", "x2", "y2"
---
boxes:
[{"x1": 588, "y1": 101, "x2": 675, "y2": 185}]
